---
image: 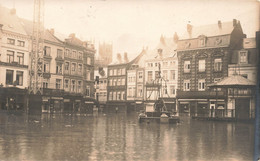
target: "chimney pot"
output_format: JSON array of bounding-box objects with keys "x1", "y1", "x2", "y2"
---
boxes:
[
  {"x1": 187, "y1": 24, "x2": 192, "y2": 37},
  {"x1": 218, "y1": 20, "x2": 222, "y2": 29},
  {"x1": 69, "y1": 33, "x2": 75, "y2": 38}
]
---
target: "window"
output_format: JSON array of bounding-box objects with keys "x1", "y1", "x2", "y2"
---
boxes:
[
  {"x1": 113, "y1": 69, "x2": 117, "y2": 76},
  {"x1": 109, "y1": 69, "x2": 113, "y2": 76},
  {"x1": 239, "y1": 51, "x2": 248, "y2": 64},
  {"x1": 78, "y1": 81, "x2": 82, "y2": 93},
  {"x1": 65, "y1": 49, "x2": 70, "y2": 57},
  {"x1": 137, "y1": 85, "x2": 143, "y2": 97},
  {"x1": 64, "y1": 79, "x2": 69, "y2": 89},
  {"x1": 44, "y1": 46, "x2": 51, "y2": 56},
  {"x1": 86, "y1": 70, "x2": 90, "y2": 80},
  {"x1": 170, "y1": 85, "x2": 175, "y2": 95},
  {"x1": 16, "y1": 71, "x2": 23, "y2": 86},
  {"x1": 117, "y1": 91, "x2": 121, "y2": 100},
  {"x1": 199, "y1": 38, "x2": 205, "y2": 47},
  {"x1": 86, "y1": 85, "x2": 90, "y2": 96},
  {"x1": 122, "y1": 91, "x2": 125, "y2": 100},
  {"x1": 109, "y1": 92, "x2": 112, "y2": 100},
  {"x1": 109, "y1": 79, "x2": 113, "y2": 86},
  {"x1": 43, "y1": 62, "x2": 50, "y2": 72},
  {"x1": 71, "y1": 80, "x2": 76, "y2": 92},
  {"x1": 163, "y1": 70, "x2": 168, "y2": 80},
  {"x1": 65, "y1": 62, "x2": 69, "y2": 71},
  {"x1": 170, "y1": 61, "x2": 176, "y2": 66},
  {"x1": 118, "y1": 69, "x2": 122, "y2": 75},
  {"x1": 122, "y1": 68, "x2": 126, "y2": 75},
  {"x1": 6, "y1": 70, "x2": 13, "y2": 85},
  {"x1": 56, "y1": 63, "x2": 62, "y2": 74},
  {"x1": 7, "y1": 50, "x2": 14, "y2": 63},
  {"x1": 78, "y1": 64, "x2": 82, "y2": 75},
  {"x1": 198, "y1": 79, "x2": 205, "y2": 91},
  {"x1": 71, "y1": 63, "x2": 76, "y2": 74},
  {"x1": 78, "y1": 52, "x2": 83, "y2": 60},
  {"x1": 183, "y1": 80, "x2": 190, "y2": 91},
  {"x1": 138, "y1": 71, "x2": 143, "y2": 82},
  {"x1": 7, "y1": 38, "x2": 15, "y2": 45},
  {"x1": 117, "y1": 78, "x2": 121, "y2": 86},
  {"x1": 148, "y1": 71, "x2": 153, "y2": 82},
  {"x1": 113, "y1": 79, "x2": 117, "y2": 86},
  {"x1": 17, "y1": 40, "x2": 25, "y2": 47},
  {"x1": 198, "y1": 59, "x2": 205, "y2": 72},
  {"x1": 87, "y1": 57, "x2": 91, "y2": 65},
  {"x1": 163, "y1": 61, "x2": 168, "y2": 67},
  {"x1": 128, "y1": 87, "x2": 133, "y2": 97},
  {"x1": 43, "y1": 80, "x2": 49, "y2": 88},
  {"x1": 121, "y1": 78, "x2": 125, "y2": 85},
  {"x1": 56, "y1": 79, "x2": 61, "y2": 89},
  {"x1": 184, "y1": 60, "x2": 191, "y2": 73},
  {"x1": 113, "y1": 92, "x2": 117, "y2": 100},
  {"x1": 17, "y1": 52, "x2": 24, "y2": 65},
  {"x1": 170, "y1": 70, "x2": 175, "y2": 80},
  {"x1": 57, "y1": 49, "x2": 63, "y2": 58},
  {"x1": 72, "y1": 51, "x2": 77, "y2": 58},
  {"x1": 214, "y1": 58, "x2": 222, "y2": 72},
  {"x1": 155, "y1": 71, "x2": 159, "y2": 79}
]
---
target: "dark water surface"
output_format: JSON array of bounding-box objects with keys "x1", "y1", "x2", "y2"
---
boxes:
[{"x1": 0, "y1": 112, "x2": 255, "y2": 161}]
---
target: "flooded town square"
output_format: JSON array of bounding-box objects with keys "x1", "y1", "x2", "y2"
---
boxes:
[{"x1": 0, "y1": 112, "x2": 255, "y2": 161}]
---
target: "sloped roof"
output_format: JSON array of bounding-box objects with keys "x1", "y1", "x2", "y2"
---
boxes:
[
  {"x1": 20, "y1": 18, "x2": 63, "y2": 45},
  {"x1": 208, "y1": 75, "x2": 256, "y2": 88},
  {"x1": 180, "y1": 21, "x2": 236, "y2": 40},
  {"x1": 146, "y1": 36, "x2": 177, "y2": 60},
  {"x1": 0, "y1": 6, "x2": 27, "y2": 35}
]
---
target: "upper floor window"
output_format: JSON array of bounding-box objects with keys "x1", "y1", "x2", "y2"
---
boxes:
[
  {"x1": 86, "y1": 85, "x2": 90, "y2": 96},
  {"x1": 109, "y1": 69, "x2": 113, "y2": 76},
  {"x1": 57, "y1": 49, "x2": 63, "y2": 58},
  {"x1": 6, "y1": 70, "x2": 13, "y2": 85},
  {"x1": 78, "y1": 81, "x2": 82, "y2": 93},
  {"x1": 64, "y1": 79, "x2": 69, "y2": 89},
  {"x1": 7, "y1": 50, "x2": 14, "y2": 63},
  {"x1": 118, "y1": 69, "x2": 122, "y2": 75},
  {"x1": 113, "y1": 69, "x2": 117, "y2": 76},
  {"x1": 198, "y1": 59, "x2": 205, "y2": 72},
  {"x1": 78, "y1": 64, "x2": 82, "y2": 75},
  {"x1": 198, "y1": 79, "x2": 205, "y2": 91},
  {"x1": 65, "y1": 62, "x2": 69, "y2": 71},
  {"x1": 71, "y1": 63, "x2": 76, "y2": 72},
  {"x1": 214, "y1": 58, "x2": 222, "y2": 72},
  {"x1": 170, "y1": 70, "x2": 175, "y2": 80},
  {"x1": 155, "y1": 71, "x2": 159, "y2": 79},
  {"x1": 121, "y1": 78, "x2": 125, "y2": 85},
  {"x1": 147, "y1": 71, "x2": 153, "y2": 82},
  {"x1": 138, "y1": 71, "x2": 143, "y2": 81},
  {"x1": 55, "y1": 79, "x2": 61, "y2": 89},
  {"x1": 17, "y1": 52, "x2": 24, "y2": 65},
  {"x1": 184, "y1": 60, "x2": 191, "y2": 73},
  {"x1": 43, "y1": 62, "x2": 50, "y2": 73},
  {"x1": 44, "y1": 46, "x2": 51, "y2": 56},
  {"x1": 199, "y1": 38, "x2": 205, "y2": 47},
  {"x1": 239, "y1": 51, "x2": 248, "y2": 64},
  {"x1": 17, "y1": 40, "x2": 25, "y2": 47},
  {"x1": 65, "y1": 49, "x2": 70, "y2": 57},
  {"x1": 163, "y1": 61, "x2": 168, "y2": 67},
  {"x1": 71, "y1": 80, "x2": 76, "y2": 92},
  {"x1": 56, "y1": 63, "x2": 62, "y2": 74},
  {"x1": 170, "y1": 85, "x2": 176, "y2": 95},
  {"x1": 122, "y1": 68, "x2": 126, "y2": 75},
  {"x1": 87, "y1": 57, "x2": 91, "y2": 65},
  {"x1": 170, "y1": 61, "x2": 176, "y2": 66},
  {"x1": 163, "y1": 70, "x2": 168, "y2": 80},
  {"x1": 78, "y1": 52, "x2": 83, "y2": 60},
  {"x1": 86, "y1": 70, "x2": 90, "y2": 80},
  {"x1": 72, "y1": 51, "x2": 77, "y2": 59},
  {"x1": 7, "y1": 38, "x2": 15, "y2": 45},
  {"x1": 183, "y1": 80, "x2": 190, "y2": 91},
  {"x1": 117, "y1": 78, "x2": 121, "y2": 86}
]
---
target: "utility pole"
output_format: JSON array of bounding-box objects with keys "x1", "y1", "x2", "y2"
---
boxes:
[{"x1": 29, "y1": 0, "x2": 44, "y2": 94}]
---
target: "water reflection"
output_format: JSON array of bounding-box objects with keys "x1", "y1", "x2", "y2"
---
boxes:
[{"x1": 0, "y1": 112, "x2": 254, "y2": 161}]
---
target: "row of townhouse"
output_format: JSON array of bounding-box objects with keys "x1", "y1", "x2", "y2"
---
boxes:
[
  {"x1": 0, "y1": 6, "x2": 95, "y2": 113},
  {"x1": 94, "y1": 19, "x2": 258, "y2": 120}
]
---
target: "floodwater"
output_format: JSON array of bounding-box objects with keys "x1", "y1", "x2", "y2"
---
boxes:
[{"x1": 0, "y1": 112, "x2": 255, "y2": 161}]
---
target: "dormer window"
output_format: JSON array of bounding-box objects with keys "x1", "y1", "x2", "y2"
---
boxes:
[
  {"x1": 185, "y1": 42, "x2": 191, "y2": 49},
  {"x1": 215, "y1": 38, "x2": 222, "y2": 45},
  {"x1": 239, "y1": 51, "x2": 248, "y2": 64},
  {"x1": 198, "y1": 35, "x2": 206, "y2": 47}
]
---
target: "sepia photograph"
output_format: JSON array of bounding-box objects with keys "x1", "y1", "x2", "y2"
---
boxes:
[{"x1": 0, "y1": 0, "x2": 259, "y2": 160}]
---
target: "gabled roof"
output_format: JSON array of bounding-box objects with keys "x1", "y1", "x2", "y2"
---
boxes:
[
  {"x1": 0, "y1": 6, "x2": 27, "y2": 35},
  {"x1": 208, "y1": 75, "x2": 256, "y2": 88},
  {"x1": 180, "y1": 21, "x2": 237, "y2": 40},
  {"x1": 20, "y1": 18, "x2": 63, "y2": 45}
]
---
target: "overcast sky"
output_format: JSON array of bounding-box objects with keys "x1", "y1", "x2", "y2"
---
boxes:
[{"x1": 0, "y1": 0, "x2": 259, "y2": 60}]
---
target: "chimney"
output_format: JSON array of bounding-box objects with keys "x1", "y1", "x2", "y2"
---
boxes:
[
  {"x1": 117, "y1": 53, "x2": 122, "y2": 64},
  {"x1": 187, "y1": 24, "x2": 192, "y2": 37},
  {"x1": 50, "y1": 28, "x2": 54, "y2": 34},
  {"x1": 69, "y1": 33, "x2": 75, "y2": 38},
  {"x1": 233, "y1": 19, "x2": 237, "y2": 27},
  {"x1": 158, "y1": 48, "x2": 163, "y2": 58},
  {"x1": 124, "y1": 52, "x2": 129, "y2": 63},
  {"x1": 173, "y1": 32, "x2": 179, "y2": 43},
  {"x1": 218, "y1": 20, "x2": 222, "y2": 29},
  {"x1": 160, "y1": 35, "x2": 165, "y2": 44},
  {"x1": 10, "y1": 8, "x2": 16, "y2": 15}
]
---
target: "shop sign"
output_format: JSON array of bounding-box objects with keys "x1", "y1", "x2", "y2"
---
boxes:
[
  {"x1": 51, "y1": 97, "x2": 63, "y2": 100},
  {"x1": 64, "y1": 99, "x2": 70, "y2": 102},
  {"x1": 75, "y1": 100, "x2": 81, "y2": 102},
  {"x1": 42, "y1": 97, "x2": 50, "y2": 102},
  {"x1": 85, "y1": 101, "x2": 94, "y2": 104}
]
